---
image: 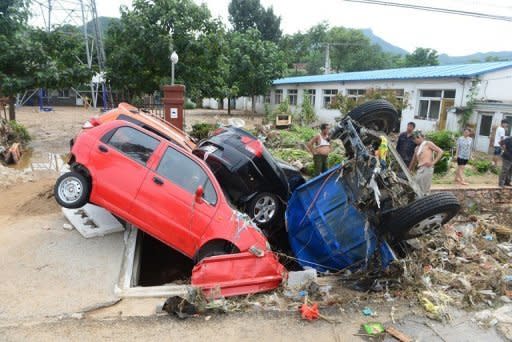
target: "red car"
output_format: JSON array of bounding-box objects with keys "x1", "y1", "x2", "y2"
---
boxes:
[{"x1": 54, "y1": 120, "x2": 271, "y2": 262}]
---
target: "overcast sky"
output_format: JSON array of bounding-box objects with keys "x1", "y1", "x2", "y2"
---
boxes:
[{"x1": 62, "y1": 0, "x2": 512, "y2": 56}]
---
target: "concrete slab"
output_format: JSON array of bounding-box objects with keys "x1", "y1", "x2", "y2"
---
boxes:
[
  {"x1": 62, "y1": 204, "x2": 124, "y2": 238},
  {"x1": 0, "y1": 213, "x2": 125, "y2": 325}
]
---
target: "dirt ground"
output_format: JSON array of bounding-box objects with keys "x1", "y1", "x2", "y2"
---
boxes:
[{"x1": 0, "y1": 106, "x2": 508, "y2": 341}]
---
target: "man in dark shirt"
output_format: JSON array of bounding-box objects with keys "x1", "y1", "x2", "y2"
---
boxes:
[
  {"x1": 499, "y1": 136, "x2": 512, "y2": 187},
  {"x1": 396, "y1": 121, "x2": 416, "y2": 168}
]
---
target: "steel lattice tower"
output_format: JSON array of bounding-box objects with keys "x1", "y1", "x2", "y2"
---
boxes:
[{"x1": 29, "y1": 0, "x2": 110, "y2": 109}]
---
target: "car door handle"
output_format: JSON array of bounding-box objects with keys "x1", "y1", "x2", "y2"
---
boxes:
[
  {"x1": 98, "y1": 145, "x2": 108, "y2": 153},
  {"x1": 153, "y1": 177, "x2": 164, "y2": 185}
]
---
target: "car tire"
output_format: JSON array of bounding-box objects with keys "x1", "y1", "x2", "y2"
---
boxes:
[
  {"x1": 347, "y1": 99, "x2": 398, "y2": 133},
  {"x1": 54, "y1": 171, "x2": 90, "y2": 209},
  {"x1": 381, "y1": 192, "x2": 460, "y2": 240},
  {"x1": 247, "y1": 192, "x2": 282, "y2": 228}
]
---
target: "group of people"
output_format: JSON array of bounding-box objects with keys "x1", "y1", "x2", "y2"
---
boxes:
[{"x1": 307, "y1": 118, "x2": 512, "y2": 196}]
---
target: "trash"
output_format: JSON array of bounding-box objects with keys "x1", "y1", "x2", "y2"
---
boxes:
[
  {"x1": 420, "y1": 297, "x2": 440, "y2": 319},
  {"x1": 503, "y1": 275, "x2": 512, "y2": 298},
  {"x1": 386, "y1": 326, "x2": 413, "y2": 342},
  {"x1": 484, "y1": 234, "x2": 494, "y2": 241},
  {"x1": 494, "y1": 304, "x2": 512, "y2": 324},
  {"x1": 286, "y1": 269, "x2": 317, "y2": 289},
  {"x1": 62, "y1": 223, "x2": 73, "y2": 231},
  {"x1": 362, "y1": 322, "x2": 384, "y2": 336},
  {"x1": 191, "y1": 251, "x2": 286, "y2": 298},
  {"x1": 474, "y1": 309, "x2": 497, "y2": 327},
  {"x1": 299, "y1": 301, "x2": 319, "y2": 321},
  {"x1": 162, "y1": 296, "x2": 199, "y2": 319},
  {"x1": 362, "y1": 307, "x2": 375, "y2": 316},
  {"x1": 227, "y1": 117, "x2": 245, "y2": 128}
]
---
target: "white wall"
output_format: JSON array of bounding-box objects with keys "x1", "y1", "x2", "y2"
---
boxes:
[{"x1": 478, "y1": 69, "x2": 512, "y2": 102}]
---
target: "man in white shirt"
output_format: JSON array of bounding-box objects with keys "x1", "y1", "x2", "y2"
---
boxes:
[{"x1": 493, "y1": 120, "x2": 509, "y2": 166}]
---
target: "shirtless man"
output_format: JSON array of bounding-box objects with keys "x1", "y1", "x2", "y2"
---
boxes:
[
  {"x1": 307, "y1": 123, "x2": 331, "y2": 176},
  {"x1": 409, "y1": 130, "x2": 443, "y2": 195}
]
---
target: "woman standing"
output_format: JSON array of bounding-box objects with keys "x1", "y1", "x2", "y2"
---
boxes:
[
  {"x1": 307, "y1": 123, "x2": 331, "y2": 176},
  {"x1": 455, "y1": 128, "x2": 473, "y2": 185}
]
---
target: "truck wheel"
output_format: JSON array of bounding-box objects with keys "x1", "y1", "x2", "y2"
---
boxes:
[
  {"x1": 348, "y1": 99, "x2": 398, "y2": 133},
  {"x1": 381, "y1": 192, "x2": 460, "y2": 240},
  {"x1": 54, "y1": 171, "x2": 90, "y2": 208}
]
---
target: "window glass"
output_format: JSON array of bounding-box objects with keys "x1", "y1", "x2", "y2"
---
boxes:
[
  {"x1": 418, "y1": 100, "x2": 429, "y2": 118},
  {"x1": 479, "y1": 115, "x2": 492, "y2": 136},
  {"x1": 288, "y1": 89, "x2": 298, "y2": 105},
  {"x1": 157, "y1": 147, "x2": 217, "y2": 205},
  {"x1": 429, "y1": 100, "x2": 441, "y2": 119},
  {"x1": 107, "y1": 127, "x2": 159, "y2": 164},
  {"x1": 420, "y1": 90, "x2": 442, "y2": 97},
  {"x1": 443, "y1": 90, "x2": 456, "y2": 99},
  {"x1": 505, "y1": 114, "x2": 512, "y2": 136},
  {"x1": 274, "y1": 89, "x2": 283, "y2": 104},
  {"x1": 322, "y1": 89, "x2": 338, "y2": 108}
]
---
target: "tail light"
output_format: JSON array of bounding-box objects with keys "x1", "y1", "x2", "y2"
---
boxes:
[
  {"x1": 241, "y1": 136, "x2": 263, "y2": 157},
  {"x1": 82, "y1": 117, "x2": 101, "y2": 129}
]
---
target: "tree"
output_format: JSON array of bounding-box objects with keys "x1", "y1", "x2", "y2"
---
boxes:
[
  {"x1": 105, "y1": 0, "x2": 227, "y2": 103},
  {"x1": 404, "y1": 48, "x2": 439, "y2": 67},
  {"x1": 227, "y1": 29, "x2": 286, "y2": 113},
  {"x1": 228, "y1": 0, "x2": 282, "y2": 42},
  {"x1": 0, "y1": 0, "x2": 33, "y2": 120}
]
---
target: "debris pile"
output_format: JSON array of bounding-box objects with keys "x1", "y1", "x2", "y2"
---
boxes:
[
  {"x1": 0, "y1": 164, "x2": 33, "y2": 188},
  {"x1": 1, "y1": 118, "x2": 30, "y2": 165},
  {"x1": 399, "y1": 214, "x2": 512, "y2": 312}
]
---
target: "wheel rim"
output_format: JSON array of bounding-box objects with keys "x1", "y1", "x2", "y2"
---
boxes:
[
  {"x1": 408, "y1": 213, "x2": 447, "y2": 236},
  {"x1": 253, "y1": 195, "x2": 277, "y2": 224},
  {"x1": 58, "y1": 176, "x2": 83, "y2": 204}
]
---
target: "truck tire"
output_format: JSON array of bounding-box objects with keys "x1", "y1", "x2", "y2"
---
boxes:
[
  {"x1": 347, "y1": 99, "x2": 399, "y2": 133},
  {"x1": 381, "y1": 192, "x2": 460, "y2": 240}
]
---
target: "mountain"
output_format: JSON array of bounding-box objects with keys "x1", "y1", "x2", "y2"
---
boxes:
[
  {"x1": 79, "y1": 16, "x2": 119, "y2": 38},
  {"x1": 361, "y1": 29, "x2": 408, "y2": 56},
  {"x1": 439, "y1": 51, "x2": 512, "y2": 65}
]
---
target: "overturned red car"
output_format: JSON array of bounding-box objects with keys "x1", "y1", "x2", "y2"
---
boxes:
[{"x1": 54, "y1": 120, "x2": 285, "y2": 296}]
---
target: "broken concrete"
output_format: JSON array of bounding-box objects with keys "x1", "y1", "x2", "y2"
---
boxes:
[{"x1": 62, "y1": 204, "x2": 124, "y2": 238}]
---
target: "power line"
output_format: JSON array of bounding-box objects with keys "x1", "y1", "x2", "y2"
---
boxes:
[{"x1": 343, "y1": 0, "x2": 512, "y2": 22}]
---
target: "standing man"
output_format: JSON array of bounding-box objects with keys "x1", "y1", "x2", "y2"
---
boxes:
[
  {"x1": 499, "y1": 135, "x2": 512, "y2": 187},
  {"x1": 409, "y1": 130, "x2": 443, "y2": 195},
  {"x1": 396, "y1": 122, "x2": 417, "y2": 168},
  {"x1": 493, "y1": 120, "x2": 509, "y2": 166},
  {"x1": 307, "y1": 123, "x2": 331, "y2": 176}
]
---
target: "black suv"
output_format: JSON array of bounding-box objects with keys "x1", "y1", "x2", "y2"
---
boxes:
[{"x1": 193, "y1": 126, "x2": 304, "y2": 230}]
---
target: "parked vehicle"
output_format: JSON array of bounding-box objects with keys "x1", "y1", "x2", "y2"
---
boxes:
[
  {"x1": 193, "y1": 126, "x2": 305, "y2": 230},
  {"x1": 76, "y1": 102, "x2": 196, "y2": 151},
  {"x1": 286, "y1": 103, "x2": 460, "y2": 272},
  {"x1": 55, "y1": 120, "x2": 272, "y2": 263}
]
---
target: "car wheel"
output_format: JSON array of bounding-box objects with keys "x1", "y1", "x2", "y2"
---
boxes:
[
  {"x1": 248, "y1": 192, "x2": 281, "y2": 227},
  {"x1": 381, "y1": 192, "x2": 460, "y2": 240},
  {"x1": 54, "y1": 171, "x2": 90, "y2": 208},
  {"x1": 347, "y1": 99, "x2": 398, "y2": 133}
]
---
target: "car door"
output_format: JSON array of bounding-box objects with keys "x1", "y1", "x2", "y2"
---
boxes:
[
  {"x1": 88, "y1": 125, "x2": 160, "y2": 217},
  {"x1": 132, "y1": 145, "x2": 219, "y2": 257}
]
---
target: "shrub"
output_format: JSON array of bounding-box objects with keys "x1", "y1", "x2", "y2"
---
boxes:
[
  {"x1": 469, "y1": 159, "x2": 493, "y2": 173},
  {"x1": 7, "y1": 120, "x2": 31, "y2": 144},
  {"x1": 434, "y1": 151, "x2": 451, "y2": 174},
  {"x1": 185, "y1": 99, "x2": 196, "y2": 110},
  {"x1": 190, "y1": 123, "x2": 215, "y2": 141},
  {"x1": 426, "y1": 130, "x2": 458, "y2": 150},
  {"x1": 298, "y1": 95, "x2": 317, "y2": 125},
  {"x1": 328, "y1": 153, "x2": 343, "y2": 167}
]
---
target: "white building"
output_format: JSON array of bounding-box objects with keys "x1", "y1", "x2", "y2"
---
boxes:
[{"x1": 262, "y1": 61, "x2": 512, "y2": 153}]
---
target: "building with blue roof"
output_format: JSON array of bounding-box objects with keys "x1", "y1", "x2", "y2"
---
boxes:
[{"x1": 265, "y1": 61, "x2": 512, "y2": 153}]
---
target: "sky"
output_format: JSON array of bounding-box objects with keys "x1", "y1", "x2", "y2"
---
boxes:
[{"x1": 37, "y1": 0, "x2": 512, "y2": 56}]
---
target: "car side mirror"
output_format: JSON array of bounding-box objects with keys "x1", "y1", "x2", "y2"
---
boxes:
[{"x1": 195, "y1": 185, "x2": 204, "y2": 203}]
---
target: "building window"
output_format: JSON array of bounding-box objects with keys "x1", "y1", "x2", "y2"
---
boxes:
[
  {"x1": 304, "y1": 89, "x2": 316, "y2": 106},
  {"x1": 288, "y1": 89, "x2": 298, "y2": 105},
  {"x1": 323, "y1": 89, "x2": 338, "y2": 108},
  {"x1": 478, "y1": 114, "x2": 493, "y2": 137},
  {"x1": 347, "y1": 89, "x2": 366, "y2": 100},
  {"x1": 274, "y1": 89, "x2": 283, "y2": 104},
  {"x1": 264, "y1": 93, "x2": 271, "y2": 104},
  {"x1": 58, "y1": 89, "x2": 70, "y2": 98},
  {"x1": 416, "y1": 89, "x2": 456, "y2": 120}
]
